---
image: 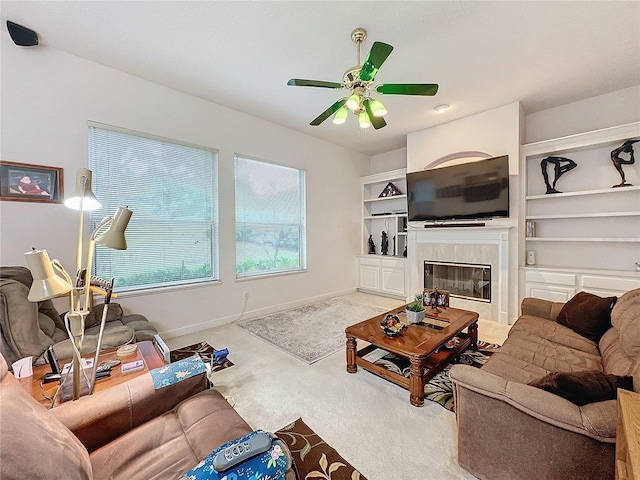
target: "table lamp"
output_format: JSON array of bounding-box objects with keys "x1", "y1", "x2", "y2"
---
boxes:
[{"x1": 25, "y1": 168, "x2": 132, "y2": 401}]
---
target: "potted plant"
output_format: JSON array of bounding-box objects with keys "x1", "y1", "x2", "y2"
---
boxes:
[{"x1": 406, "y1": 293, "x2": 426, "y2": 324}]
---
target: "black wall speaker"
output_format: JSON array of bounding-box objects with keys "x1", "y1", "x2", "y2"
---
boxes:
[{"x1": 7, "y1": 20, "x2": 39, "y2": 47}]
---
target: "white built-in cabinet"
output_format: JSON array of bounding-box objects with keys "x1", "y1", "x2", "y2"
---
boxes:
[
  {"x1": 520, "y1": 122, "x2": 640, "y2": 301},
  {"x1": 357, "y1": 169, "x2": 408, "y2": 298}
]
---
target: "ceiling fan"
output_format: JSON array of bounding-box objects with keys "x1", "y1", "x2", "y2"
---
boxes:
[{"x1": 287, "y1": 28, "x2": 439, "y2": 130}]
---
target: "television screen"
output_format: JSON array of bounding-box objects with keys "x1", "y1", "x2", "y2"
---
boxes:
[{"x1": 407, "y1": 155, "x2": 509, "y2": 222}]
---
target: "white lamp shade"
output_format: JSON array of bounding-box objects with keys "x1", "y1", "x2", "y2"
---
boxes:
[
  {"x1": 64, "y1": 168, "x2": 101, "y2": 211},
  {"x1": 358, "y1": 111, "x2": 371, "y2": 129},
  {"x1": 346, "y1": 93, "x2": 360, "y2": 111},
  {"x1": 332, "y1": 106, "x2": 349, "y2": 125},
  {"x1": 368, "y1": 99, "x2": 387, "y2": 117},
  {"x1": 95, "y1": 207, "x2": 132, "y2": 250},
  {"x1": 24, "y1": 249, "x2": 72, "y2": 301}
]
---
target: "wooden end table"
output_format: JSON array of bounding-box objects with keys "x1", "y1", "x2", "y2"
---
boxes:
[
  {"x1": 345, "y1": 305, "x2": 478, "y2": 407},
  {"x1": 20, "y1": 340, "x2": 166, "y2": 408}
]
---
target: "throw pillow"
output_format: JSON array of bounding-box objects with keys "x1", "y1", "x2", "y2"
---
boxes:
[
  {"x1": 556, "y1": 291, "x2": 617, "y2": 342},
  {"x1": 529, "y1": 370, "x2": 633, "y2": 406}
]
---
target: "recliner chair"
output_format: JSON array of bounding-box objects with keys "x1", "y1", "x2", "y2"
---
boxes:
[
  {"x1": 0, "y1": 266, "x2": 157, "y2": 367},
  {"x1": 0, "y1": 352, "x2": 296, "y2": 479}
]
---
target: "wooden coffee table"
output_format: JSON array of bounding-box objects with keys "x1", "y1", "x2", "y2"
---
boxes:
[{"x1": 346, "y1": 305, "x2": 478, "y2": 407}]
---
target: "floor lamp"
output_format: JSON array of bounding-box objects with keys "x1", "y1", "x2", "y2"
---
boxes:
[{"x1": 25, "y1": 168, "x2": 132, "y2": 400}]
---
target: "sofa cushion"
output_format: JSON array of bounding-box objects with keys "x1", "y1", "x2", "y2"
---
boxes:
[
  {"x1": 497, "y1": 329, "x2": 603, "y2": 372},
  {"x1": 599, "y1": 327, "x2": 635, "y2": 376},
  {"x1": 510, "y1": 314, "x2": 600, "y2": 356},
  {"x1": 529, "y1": 370, "x2": 633, "y2": 406},
  {"x1": 0, "y1": 353, "x2": 93, "y2": 479},
  {"x1": 89, "y1": 389, "x2": 252, "y2": 480},
  {"x1": 611, "y1": 288, "x2": 640, "y2": 357},
  {"x1": 556, "y1": 291, "x2": 617, "y2": 342}
]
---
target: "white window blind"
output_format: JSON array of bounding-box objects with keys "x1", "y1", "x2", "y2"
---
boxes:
[
  {"x1": 235, "y1": 156, "x2": 306, "y2": 277},
  {"x1": 89, "y1": 124, "x2": 218, "y2": 290}
]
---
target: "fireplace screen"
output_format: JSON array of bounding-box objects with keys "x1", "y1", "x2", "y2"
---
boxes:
[{"x1": 424, "y1": 261, "x2": 491, "y2": 303}]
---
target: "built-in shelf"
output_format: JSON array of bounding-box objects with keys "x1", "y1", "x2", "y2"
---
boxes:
[
  {"x1": 525, "y1": 185, "x2": 640, "y2": 200},
  {"x1": 525, "y1": 237, "x2": 639, "y2": 243},
  {"x1": 526, "y1": 211, "x2": 640, "y2": 220},
  {"x1": 521, "y1": 121, "x2": 640, "y2": 280},
  {"x1": 364, "y1": 194, "x2": 407, "y2": 203}
]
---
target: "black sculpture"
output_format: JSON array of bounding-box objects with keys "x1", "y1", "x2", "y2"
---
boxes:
[
  {"x1": 381, "y1": 231, "x2": 389, "y2": 256},
  {"x1": 611, "y1": 140, "x2": 638, "y2": 187},
  {"x1": 392, "y1": 235, "x2": 396, "y2": 256},
  {"x1": 540, "y1": 156, "x2": 577, "y2": 194},
  {"x1": 368, "y1": 235, "x2": 376, "y2": 254}
]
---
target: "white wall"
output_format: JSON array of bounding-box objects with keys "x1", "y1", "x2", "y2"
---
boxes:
[
  {"x1": 370, "y1": 148, "x2": 406, "y2": 175},
  {"x1": 0, "y1": 35, "x2": 370, "y2": 338},
  {"x1": 525, "y1": 85, "x2": 640, "y2": 143}
]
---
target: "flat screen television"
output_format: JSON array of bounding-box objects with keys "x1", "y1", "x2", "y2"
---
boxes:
[{"x1": 407, "y1": 155, "x2": 509, "y2": 222}]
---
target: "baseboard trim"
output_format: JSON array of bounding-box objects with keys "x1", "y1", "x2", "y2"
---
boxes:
[{"x1": 158, "y1": 287, "x2": 357, "y2": 339}]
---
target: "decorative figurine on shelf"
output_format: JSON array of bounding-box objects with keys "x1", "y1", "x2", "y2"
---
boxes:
[
  {"x1": 381, "y1": 231, "x2": 389, "y2": 255},
  {"x1": 610, "y1": 139, "x2": 638, "y2": 187},
  {"x1": 368, "y1": 235, "x2": 376, "y2": 254},
  {"x1": 540, "y1": 156, "x2": 577, "y2": 194},
  {"x1": 378, "y1": 182, "x2": 402, "y2": 198},
  {"x1": 392, "y1": 235, "x2": 396, "y2": 256}
]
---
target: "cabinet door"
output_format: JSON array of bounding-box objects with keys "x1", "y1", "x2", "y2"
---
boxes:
[
  {"x1": 359, "y1": 263, "x2": 380, "y2": 292},
  {"x1": 525, "y1": 283, "x2": 575, "y2": 303},
  {"x1": 381, "y1": 262, "x2": 405, "y2": 297}
]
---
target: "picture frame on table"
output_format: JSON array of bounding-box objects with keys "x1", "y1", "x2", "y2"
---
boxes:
[
  {"x1": 0, "y1": 161, "x2": 63, "y2": 204},
  {"x1": 423, "y1": 288, "x2": 450, "y2": 309}
]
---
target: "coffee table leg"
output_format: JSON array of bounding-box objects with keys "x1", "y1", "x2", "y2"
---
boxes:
[
  {"x1": 469, "y1": 321, "x2": 478, "y2": 351},
  {"x1": 346, "y1": 335, "x2": 357, "y2": 373},
  {"x1": 409, "y1": 358, "x2": 424, "y2": 407}
]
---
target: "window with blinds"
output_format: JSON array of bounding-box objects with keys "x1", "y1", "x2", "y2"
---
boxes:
[
  {"x1": 235, "y1": 155, "x2": 306, "y2": 278},
  {"x1": 89, "y1": 124, "x2": 218, "y2": 290}
]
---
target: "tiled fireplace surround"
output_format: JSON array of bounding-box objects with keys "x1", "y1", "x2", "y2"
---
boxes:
[{"x1": 407, "y1": 226, "x2": 512, "y2": 324}]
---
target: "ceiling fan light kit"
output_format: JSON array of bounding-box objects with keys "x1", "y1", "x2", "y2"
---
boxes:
[{"x1": 287, "y1": 27, "x2": 439, "y2": 131}]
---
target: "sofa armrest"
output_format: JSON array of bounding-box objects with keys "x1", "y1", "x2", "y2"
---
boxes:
[
  {"x1": 521, "y1": 297, "x2": 564, "y2": 322},
  {"x1": 50, "y1": 369, "x2": 208, "y2": 452},
  {"x1": 450, "y1": 364, "x2": 616, "y2": 442}
]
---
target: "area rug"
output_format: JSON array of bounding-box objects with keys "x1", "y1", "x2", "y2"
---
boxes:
[
  {"x1": 276, "y1": 417, "x2": 367, "y2": 480},
  {"x1": 236, "y1": 296, "x2": 388, "y2": 364},
  {"x1": 373, "y1": 340, "x2": 500, "y2": 411},
  {"x1": 169, "y1": 341, "x2": 234, "y2": 372}
]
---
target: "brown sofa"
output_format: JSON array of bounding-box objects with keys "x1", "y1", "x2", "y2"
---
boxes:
[
  {"x1": 450, "y1": 288, "x2": 640, "y2": 480},
  {"x1": 0, "y1": 352, "x2": 296, "y2": 480}
]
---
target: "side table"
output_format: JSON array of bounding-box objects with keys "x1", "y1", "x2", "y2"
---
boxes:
[
  {"x1": 616, "y1": 389, "x2": 640, "y2": 480},
  {"x1": 19, "y1": 340, "x2": 166, "y2": 408}
]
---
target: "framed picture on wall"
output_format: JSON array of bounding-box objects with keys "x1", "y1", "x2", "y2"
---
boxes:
[{"x1": 0, "y1": 161, "x2": 63, "y2": 203}]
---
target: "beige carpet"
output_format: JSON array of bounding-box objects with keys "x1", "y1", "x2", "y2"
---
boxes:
[{"x1": 166, "y1": 292, "x2": 510, "y2": 480}]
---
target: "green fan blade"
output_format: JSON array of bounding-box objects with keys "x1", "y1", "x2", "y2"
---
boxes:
[
  {"x1": 376, "y1": 83, "x2": 439, "y2": 96},
  {"x1": 359, "y1": 42, "x2": 394, "y2": 82},
  {"x1": 364, "y1": 99, "x2": 387, "y2": 130},
  {"x1": 287, "y1": 78, "x2": 343, "y2": 89},
  {"x1": 310, "y1": 98, "x2": 347, "y2": 126}
]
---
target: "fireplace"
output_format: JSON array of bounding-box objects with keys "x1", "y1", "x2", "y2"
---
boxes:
[
  {"x1": 424, "y1": 261, "x2": 491, "y2": 303},
  {"x1": 407, "y1": 226, "x2": 513, "y2": 324}
]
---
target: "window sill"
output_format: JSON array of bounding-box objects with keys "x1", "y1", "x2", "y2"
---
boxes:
[{"x1": 114, "y1": 279, "x2": 222, "y2": 298}]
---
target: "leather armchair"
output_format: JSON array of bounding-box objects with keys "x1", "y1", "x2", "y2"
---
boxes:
[
  {"x1": 0, "y1": 352, "x2": 296, "y2": 479},
  {"x1": 0, "y1": 266, "x2": 157, "y2": 367}
]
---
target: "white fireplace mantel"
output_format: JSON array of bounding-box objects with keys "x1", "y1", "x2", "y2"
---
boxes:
[{"x1": 407, "y1": 225, "x2": 513, "y2": 324}]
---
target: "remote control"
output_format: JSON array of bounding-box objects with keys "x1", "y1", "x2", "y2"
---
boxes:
[
  {"x1": 212, "y1": 431, "x2": 273, "y2": 472},
  {"x1": 96, "y1": 363, "x2": 112, "y2": 373}
]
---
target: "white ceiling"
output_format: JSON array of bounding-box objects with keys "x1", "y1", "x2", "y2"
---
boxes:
[{"x1": 2, "y1": 1, "x2": 639, "y2": 155}]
